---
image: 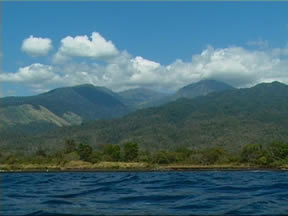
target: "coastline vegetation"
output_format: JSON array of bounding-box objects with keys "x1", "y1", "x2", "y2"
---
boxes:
[{"x1": 1, "y1": 140, "x2": 288, "y2": 171}]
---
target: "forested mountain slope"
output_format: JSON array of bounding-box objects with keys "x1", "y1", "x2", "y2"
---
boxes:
[{"x1": 3, "y1": 81, "x2": 288, "y2": 154}]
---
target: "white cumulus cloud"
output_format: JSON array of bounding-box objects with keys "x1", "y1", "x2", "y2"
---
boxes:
[
  {"x1": 53, "y1": 32, "x2": 119, "y2": 63},
  {"x1": 186, "y1": 46, "x2": 280, "y2": 87},
  {"x1": 21, "y1": 36, "x2": 53, "y2": 57},
  {"x1": 4, "y1": 33, "x2": 288, "y2": 95},
  {"x1": 0, "y1": 63, "x2": 60, "y2": 84},
  {"x1": 65, "y1": 46, "x2": 288, "y2": 91}
]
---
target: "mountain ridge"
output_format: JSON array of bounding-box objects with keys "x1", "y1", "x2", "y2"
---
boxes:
[
  {"x1": 175, "y1": 79, "x2": 235, "y2": 99},
  {"x1": 0, "y1": 84, "x2": 130, "y2": 133},
  {"x1": 0, "y1": 80, "x2": 235, "y2": 133},
  {"x1": 2, "y1": 81, "x2": 288, "y2": 154}
]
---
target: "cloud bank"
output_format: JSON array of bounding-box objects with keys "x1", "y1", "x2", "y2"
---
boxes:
[
  {"x1": 21, "y1": 36, "x2": 53, "y2": 57},
  {"x1": 3, "y1": 32, "x2": 288, "y2": 94}
]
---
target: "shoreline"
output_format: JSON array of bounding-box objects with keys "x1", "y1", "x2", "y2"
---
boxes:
[
  {"x1": 2, "y1": 168, "x2": 287, "y2": 173},
  {"x1": 1, "y1": 161, "x2": 288, "y2": 173}
]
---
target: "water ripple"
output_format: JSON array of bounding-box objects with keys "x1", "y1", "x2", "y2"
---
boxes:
[{"x1": 2, "y1": 171, "x2": 288, "y2": 215}]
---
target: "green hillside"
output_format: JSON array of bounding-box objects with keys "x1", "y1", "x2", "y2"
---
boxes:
[
  {"x1": 1, "y1": 84, "x2": 129, "y2": 121},
  {"x1": 0, "y1": 104, "x2": 71, "y2": 128},
  {"x1": 2, "y1": 81, "x2": 288, "y2": 154},
  {"x1": 0, "y1": 84, "x2": 131, "y2": 134},
  {"x1": 0, "y1": 80, "x2": 234, "y2": 136}
]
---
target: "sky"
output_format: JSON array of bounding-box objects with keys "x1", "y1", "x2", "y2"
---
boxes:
[{"x1": 1, "y1": 1, "x2": 288, "y2": 97}]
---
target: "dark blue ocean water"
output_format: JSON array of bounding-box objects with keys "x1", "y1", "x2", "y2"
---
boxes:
[{"x1": 1, "y1": 171, "x2": 288, "y2": 216}]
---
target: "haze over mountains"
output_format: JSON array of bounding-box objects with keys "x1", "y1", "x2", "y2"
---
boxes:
[
  {"x1": 2, "y1": 80, "x2": 288, "y2": 153},
  {"x1": 118, "y1": 88, "x2": 169, "y2": 109}
]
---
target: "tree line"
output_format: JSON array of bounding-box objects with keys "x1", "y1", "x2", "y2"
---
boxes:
[{"x1": 1, "y1": 140, "x2": 288, "y2": 167}]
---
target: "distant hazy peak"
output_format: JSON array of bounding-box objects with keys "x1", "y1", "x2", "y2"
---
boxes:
[
  {"x1": 119, "y1": 87, "x2": 166, "y2": 95},
  {"x1": 180, "y1": 79, "x2": 235, "y2": 90},
  {"x1": 253, "y1": 81, "x2": 287, "y2": 89},
  {"x1": 174, "y1": 79, "x2": 234, "y2": 100}
]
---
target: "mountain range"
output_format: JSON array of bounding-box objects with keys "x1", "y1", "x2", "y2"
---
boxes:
[
  {"x1": 2, "y1": 80, "x2": 288, "y2": 154},
  {"x1": 0, "y1": 79, "x2": 232, "y2": 134}
]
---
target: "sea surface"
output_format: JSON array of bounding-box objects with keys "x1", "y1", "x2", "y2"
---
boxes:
[{"x1": 1, "y1": 170, "x2": 288, "y2": 215}]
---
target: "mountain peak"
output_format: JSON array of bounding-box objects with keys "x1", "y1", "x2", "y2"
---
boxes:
[
  {"x1": 74, "y1": 83, "x2": 96, "y2": 88},
  {"x1": 175, "y1": 79, "x2": 234, "y2": 99},
  {"x1": 183, "y1": 79, "x2": 234, "y2": 89},
  {"x1": 254, "y1": 81, "x2": 287, "y2": 88},
  {"x1": 1, "y1": 83, "x2": 129, "y2": 123},
  {"x1": 197, "y1": 79, "x2": 225, "y2": 84}
]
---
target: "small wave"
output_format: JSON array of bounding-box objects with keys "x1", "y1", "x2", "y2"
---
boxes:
[
  {"x1": 6, "y1": 192, "x2": 36, "y2": 199},
  {"x1": 41, "y1": 199, "x2": 74, "y2": 205},
  {"x1": 96, "y1": 174, "x2": 139, "y2": 186},
  {"x1": 52, "y1": 186, "x2": 111, "y2": 198},
  {"x1": 24, "y1": 211, "x2": 93, "y2": 216},
  {"x1": 118, "y1": 194, "x2": 187, "y2": 203}
]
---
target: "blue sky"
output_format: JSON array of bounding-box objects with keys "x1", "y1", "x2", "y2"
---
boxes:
[{"x1": 1, "y1": 1, "x2": 288, "y2": 96}]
